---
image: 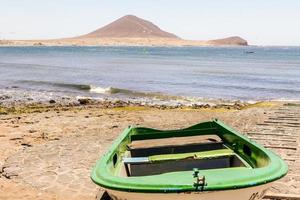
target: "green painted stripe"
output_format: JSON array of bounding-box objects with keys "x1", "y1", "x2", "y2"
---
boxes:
[{"x1": 149, "y1": 149, "x2": 234, "y2": 162}]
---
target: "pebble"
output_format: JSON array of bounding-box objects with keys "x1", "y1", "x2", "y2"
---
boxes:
[
  {"x1": 29, "y1": 129, "x2": 37, "y2": 133},
  {"x1": 49, "y1": 99, "x2": 56, "y2": 104},
  {"x1": 78, "y1": 98, "x2": 92, "y2": 105},
  {"x1": 0, "y1": 95, "x2": 11, "y2": 100},
  {"x1": 0, "y1": 161, "x2": 3, "y2": 174},
  {"x1": 21, "y1": 143, "x2": 32, "y2": 147},
  {"x1": 110, "y1": 125, "x2": 118, "y2": 129},
  {"x1": 2, "y1": 166, "x2": 21, "y2": 179}
]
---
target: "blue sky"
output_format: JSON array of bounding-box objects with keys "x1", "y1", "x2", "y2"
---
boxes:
[{"x1": 0, "y1": 0, "x2": 299, "y2": 45}]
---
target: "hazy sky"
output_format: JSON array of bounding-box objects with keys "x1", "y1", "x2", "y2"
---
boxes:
[{"x1": 1, "y1": 0, "x2": 299, "y2": 45}]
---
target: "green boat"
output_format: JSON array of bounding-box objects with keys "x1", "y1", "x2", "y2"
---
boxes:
[{"x1": 91, "y1": 119, "x2": 288, "y2": 200}]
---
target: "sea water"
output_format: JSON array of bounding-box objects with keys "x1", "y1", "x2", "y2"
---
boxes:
[{"x1": 0, "y1": 46, "x2": 299, "y2": 104}]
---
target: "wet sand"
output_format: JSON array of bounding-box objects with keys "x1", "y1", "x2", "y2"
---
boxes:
[{"x1": 0, "y1": 101, "x2": 299, "y2": 199}]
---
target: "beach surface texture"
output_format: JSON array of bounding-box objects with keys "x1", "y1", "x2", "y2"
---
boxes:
[{"x1": 0, "y1": 101, "x2": 299, "y2": 199}]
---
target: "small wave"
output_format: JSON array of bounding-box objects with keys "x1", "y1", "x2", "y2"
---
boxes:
[
  {"x1": 89, "y1": 86, "x2": 173, "y2": 99},
  {"x1": 89, "y1": 86, "x2": 203, "y2": 104},
  {"x1": 19, "y1": 80, "x2": 92, "y2": 91},
  {"x1": 90, "y1": 86, "x2": 112, "y2": 94},
  {"x1": 18, "y1": 80, "x2": 181, "y2": 100},
  {"x1": 54, "y1": 83, "x2": 91, "y2": 91}
]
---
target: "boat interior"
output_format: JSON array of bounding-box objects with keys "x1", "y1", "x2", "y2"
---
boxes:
[
  {"x1": 92, "y1": 121, "x2": 287, "y2": 194},
  {"x1": 115, "y1": 134, "x2": 253, "y2": 177}
]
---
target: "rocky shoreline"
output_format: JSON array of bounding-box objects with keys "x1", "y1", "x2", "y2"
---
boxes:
[
  {"x1": 0, "y1": 87, "x2": 257, "y2": 115},
  {"x1": 0, "y1": 94, "x2": 252, "y2": 116}
]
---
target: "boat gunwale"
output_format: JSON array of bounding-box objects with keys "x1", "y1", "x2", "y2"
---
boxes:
[{"x1": 91, "y1": 119, "x2": 288, "y2": 193}]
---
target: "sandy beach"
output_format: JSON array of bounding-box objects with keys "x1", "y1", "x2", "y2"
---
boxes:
[
  {"x1": 0, "y1": 101, "x2": 299, "y2": 199},
  {"x1": 0, "y1": 37, "x2": 246, "y2": 47}
]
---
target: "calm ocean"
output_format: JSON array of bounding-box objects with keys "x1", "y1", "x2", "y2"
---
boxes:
[{"x1": 0, "y1": 46, "x2": 299, "y2": 104}]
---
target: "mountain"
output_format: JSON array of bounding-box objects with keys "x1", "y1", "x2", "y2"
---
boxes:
[
  {"x1": 80, "y1": 15, "x2": 179, "y2": 39},
  {"x1": 2, "y1": 15, "x2": 248, "y2": 46},
  {"x1": 207, "y1": 36, "x2": 248, "y2": 46}
]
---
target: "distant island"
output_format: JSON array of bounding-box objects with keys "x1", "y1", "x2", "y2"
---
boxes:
[{"x1": 0, "y1": 15, "x2": 248, "y2": 46}]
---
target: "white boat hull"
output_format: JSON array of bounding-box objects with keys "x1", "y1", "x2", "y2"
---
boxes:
[{"x1": 105, "y1": 184, "x2": 270, "y2": 200}]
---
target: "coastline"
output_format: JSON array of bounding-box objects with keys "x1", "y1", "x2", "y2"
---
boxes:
[
  {"x1": 0, "y1": 37, "x2": 247, "y2": 47},
  {"x1": 1, "y1": 86, "x2": 298, "y2": 115},
  {"x1": 0, "y1": 97, "x2": 255, "y2": 116},
  {"x1": 0, "y1": 88, "x2": 267, "y2": 114}
]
